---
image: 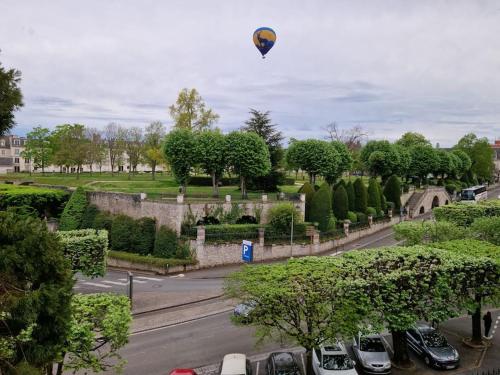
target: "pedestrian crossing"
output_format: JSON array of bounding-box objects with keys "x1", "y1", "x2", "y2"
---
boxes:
[{"x1": 74, "y1": 274, "x2": 164, "y2": 290}]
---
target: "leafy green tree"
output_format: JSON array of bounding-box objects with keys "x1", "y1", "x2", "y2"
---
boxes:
[
  {"x1": 0, "y1": 212, "x2": 73, "y2": 372},
  {"x1": 395, "y1": 132, "x2": 431, "y2": 149},
  {"x1": 225, "y1": 131, "x2": 271, "y2": 199},
  {"x1": 169, "y1": 88, "x2": 219, "y2": 132},
  {"x1": 452, "y1": 149, "x2": 472, "y2": 177},
  {"x1": 393, "y1": 144, "x2": 412, "y2": 179},
  {"x1": 22, "y1": 127, "x2": 51, "y2": 175},
  {"x1": 383, "y1": 175, "x2": 402, "y2": 210},
  {"x1": 123, "y1": 127, "x2": 144, "y2": 177},
  {"x1": 353, "y1": 178, "x2": 367, "y2": 213},
  {"x1": 85, "y1": 128, "x2": 107, "y2": 175},
  {"x1": 104, "y1": 123, "x2": 126, "y2": 175},
  {"x1": 367, "y1": 178, "x2": 381, "y2": 213},
  {"x1": 346, "y1": 180, "x2": 355, "y2": 211},
  {"x1": 332, "y1": 185, "x2": 348, "y2": 220},
  {"x1": 59, "y1": 187, "x2": 88, "y2": 231},
  {"x1": 55, "y1": 294, "x2": 131, "y2": 375},
  {"x1": 298, "y1": 182, "x2": 315, "y2": 221},
  {"x1": 242, "y1": 109, "x2": 283, "y2": 168},
  {"x1": 0, "y1": 60, "x2": 23, "y2": 135},
  {"x1": 455, "y1": 133, "x2": 494, "y2": 182},
  {"x1": 225, "y1": 257, "x2": 371, "y2": 375},
  {"x1": 309, "y1": 182, "x2": 332, "y2": 231},
  {"x1": 163, "y1": 129, "x2": 198, "y2": 194},
  {"x1": 143, "y1": 121, "x2": 166, "y2": 180},
  {"x1": 196, "y1": 130, "x2": 226, "y2": 197},
  {"x1": 434, "y1": 150, "x2": 454, "y2": 180},
  {"x1": 409, "y1": 145, "x2": 439, "y2": 184},
  {"x1": 327, "y1": 141, "x2": 353, "y2": 183}
]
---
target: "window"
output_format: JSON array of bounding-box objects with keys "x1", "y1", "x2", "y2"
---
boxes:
[
  {"x1": 13, "y1": 139, "x2": 20, "y2": 146},
  {"x1": 25, "y1": 158, "x2": 30, "y2": 163},
  {"x1": 14, "y1": 158, "x2": 19, "y2": 163},
  {"x1": 14, "y1": 149, "x2": 19, "y2": 156},
  {"x1": 0, "y1": 140, "x2": 4, "y2": 146}
]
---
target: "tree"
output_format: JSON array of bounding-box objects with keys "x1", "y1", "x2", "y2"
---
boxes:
[
  {"x1": 85, "y1": 128, "x2": 106, "y2": 175},
  {"x1": 409, "y1": 144, "x2": 439, "y2": 184},
  {"x1": 55, "y1": 294, "x2": 131, "y2": 375},
  {"x1": 124, "y1": 127, "x2": 143, "y2": 177},
  {"x1": 383, "y1": 175, "x2": 402, "y2": 210},
  {"x1": 104, "y1": 123, "x2": 125, "y2": 175},
  {"x1": 393, "y1": 144, "x2": 412, "y2": 179},
  {"x1": 323, "y1": 122, "x2": 366, "y2": 151},
  {"x1": 143, "y1": 121, "x2": 166, "y2": 180},
  {"x1": 395, "y1": 132, "x2": 431, "y2": 149},
  {"x1": 49, "y1": 125, "x2": 72, "y2": 173},
  {"x1": 242, "y1": 109, "x2": 283, "y2": 169},
  {"x1": 169, "y1": 88, "x2": 219, "y2": 132},
  {"x1": 434, "y1": 150, "x2": 453, "y2": 180},
  {"x1": 353, "y1": 178, "x2": 367, "y2": 213},
  {"x1": 225, "y1": 257, "x2": 371, "y2": 375},
  {"x1": 55, "y1": 124, "x2": 89, "y2": 179},
  {"x1": 361, "y1": 141, "x2": 401, "y2": 181},
  {"x1": 298, "y1": 182, "x2": 315, "y2": 221},
  {"x1": 0, "y1": 60, "x2": 23, "y2": 135},
  {"x1": 163, "y1": 129, "x2": 197, "y2": 194},
  {"x1": 346, "y1": 180, "x2": 355, "y2": 212},
  {"x1": 455, "y1": 133, "x2": 494, "y2": 182},
  {"x1": 22, "y1": 126, "x2": 51, "y2": 175},
  {"x1": 59, "y1": 187, "x2": 88, "y2": 231},
  {"x1": 327, "y1": 141, "x2": 353, "y2": 183},
  {"x1": 367, "y1": 178, "x2": 381, "y2": 213},
  {"x1": 452, "y1": 149, "x2": 472, "y2": 177},
  {"x1": 309, "y1": 182, "x2": 332, "y2": 231},
  {"x1": 332, "y1": 185, "x2": 348, "y2": 220},
  {"x1": 196, "y1": 130, "x2": 226, "y2": 197},
  {"x1": 0, "y1": 212, "x2": 73, "y2": 373},
  {"x1": 225, "y1": 131, "x2": 271, "y2": 199}
]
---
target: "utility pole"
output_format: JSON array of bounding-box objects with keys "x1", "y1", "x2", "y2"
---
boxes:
[
  {"x1": 128, "y1": 271, "x2": 133, "y2": 309},
  {"x1": 290, "y1": 212, "x2": 294, "y2": 258}
]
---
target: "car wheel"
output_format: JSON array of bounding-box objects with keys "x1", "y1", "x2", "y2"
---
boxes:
[{"x1": 424, "y1": 355, "x2": 432, "y2": 367}]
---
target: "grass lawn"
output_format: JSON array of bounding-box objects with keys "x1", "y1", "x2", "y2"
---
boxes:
[{"x1": 0, "y1": 172, "x2": 302, "y2": 201}]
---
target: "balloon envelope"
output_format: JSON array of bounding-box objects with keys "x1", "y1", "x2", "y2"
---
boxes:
[{"x1": 253, "y1": 27, "x2": 276, "y2": 58}]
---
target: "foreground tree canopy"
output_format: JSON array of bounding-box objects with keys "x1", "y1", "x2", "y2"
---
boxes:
[{"x1": 0, "y1": 60, "x2": 23, "y2": 136}]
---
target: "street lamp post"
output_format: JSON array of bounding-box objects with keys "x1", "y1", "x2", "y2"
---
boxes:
[
  {"x1": 290, "y1": 212, "x2": 294, "y2": 258},
  {"x1": 128, "y1": 271, "x2": 133, "y2": 309}
]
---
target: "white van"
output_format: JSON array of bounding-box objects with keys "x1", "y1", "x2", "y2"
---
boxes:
[{"x1": 220, "y1": 353, "x2": 252, "y2": 375}]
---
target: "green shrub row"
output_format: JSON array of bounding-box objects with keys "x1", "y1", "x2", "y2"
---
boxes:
[
  {"x1": 108, "y1": 250, "x2": 196, "y2": 267},
  {"x1": 433, "y1": 200, "x2": 500, "y2": 227},
  {"x1": 204, "y1": 224, "x2": 260, "y2": 243},
  {"x1": 57, "y1": 229, "x2": 108, "y2": 278},
  {"x1": 59, "y1": 187, "x2": 88, "y2": 231},
  {"x1": 0, "y1": 184, "x2": 69, "y2": 218}
]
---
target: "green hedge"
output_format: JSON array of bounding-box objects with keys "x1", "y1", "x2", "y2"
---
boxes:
[
  {"x1": 57, "y1": 229, "x2": 108, "y2": 277},
  {"x1": 80, "y1": 204, "x2": 99, "y2": 229},
  {"x1": 205, "y1": 224, "x2": 260, "y2": 243},
  {"x1": 131, "y1": 217, "x2": 156, "y2": 255},
  {"x1": 110, "y1": 214, "x2": 135, "y2": 251},
  {"x1": 59, "y1": 187, "x2": 88, "y2": 231},
  {"x1": 153, "y1": 226, "x2": 179, "y2": 258},
  {"x1": 433, "y1": 200, "x2": 500, "y2": 227},
  {"x1": 268, "y1": 203, "x2": 301, "y2": 234},
  {"x1": 0, "y1": 184, "x2": 69, "y2": 218},
  {"x1": 108, "y1": 250, "x2": 196, "y2": 267},
  {"x1": 431, "y1": 239, "x2": 500, "y2": 265},
  {"x1": 188, "y1": 176, "x2": 240, "y2": 186}
]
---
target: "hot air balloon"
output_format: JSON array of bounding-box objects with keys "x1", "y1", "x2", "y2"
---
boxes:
[{"x1": 253, "y1": 27, "x2": 276, "y2": 58}]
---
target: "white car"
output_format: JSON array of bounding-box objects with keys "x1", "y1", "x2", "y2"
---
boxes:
[
  {"x1": 220, "y1": 353, "x2": 252, "y2": 375},
  {"x1": 312, "y1": 342, "x2": 358, "y2": 375}
]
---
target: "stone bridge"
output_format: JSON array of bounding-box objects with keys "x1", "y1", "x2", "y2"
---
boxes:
[{"x1": 405, "y1": 187, "x2": 452, "y2": 218}]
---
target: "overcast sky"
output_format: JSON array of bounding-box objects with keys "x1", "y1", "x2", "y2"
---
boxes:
[{"x1": 1, "y1": 0, "x2": 499, "y2": 146}]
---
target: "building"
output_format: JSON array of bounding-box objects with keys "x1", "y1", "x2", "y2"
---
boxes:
[
  {"x1": 0, "y1": 135, "x2": 31, "y2": 174},
  {"x1": 492, "y1": 140, "x2": 500, "y2": 181}
]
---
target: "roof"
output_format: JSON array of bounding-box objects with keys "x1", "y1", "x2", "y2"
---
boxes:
[
  {"x1": 271, "y1": 352, "x2": 296, "y2": 370},
  {"x1": 321, "y1": 342, "x2": 347, "y2": 355},
  {"x1": 221, "y1": 353, "x2": 247, "y2": 375}
]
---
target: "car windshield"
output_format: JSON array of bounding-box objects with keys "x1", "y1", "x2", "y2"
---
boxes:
[
  {"x1": 422, "y1": 332, "x2": 448, "y2": 347},
  {"x1": 323, "y1": 354, "x2": 354, "y2": 370},
  {"x1": 360, "y1": 338, "x2": 386, "y2": 352},
  {"x1": 462, "y1": 190, "x2": 474, "y2": 200}
]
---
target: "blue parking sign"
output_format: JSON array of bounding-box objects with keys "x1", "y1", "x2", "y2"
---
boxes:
[{"x1": 242, "y1": 240, "x2": 253, "y2": 262}]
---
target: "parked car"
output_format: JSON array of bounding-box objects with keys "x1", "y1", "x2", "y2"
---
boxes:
[
  {"x1": 266, "y1": 352, "x2": 302, "y2": 375},
  {"x1": 406, "y1": 324, "x2": 459, "y2": 369},
  {"x1": 220, "y1": 353, "x2": 252, "y2": 375},
  {"x1": 233, "y1": 301, "x2": 257, "y2": 323},
  {"x1": 352, "y1": 334, "x2": 391, "y2": 375},
  {"x1": 169, "y1": 369, "x2": 197, "y2": 375},
  {"x1": 312, "y1": 342, "x2": 358, "y2": 375}
]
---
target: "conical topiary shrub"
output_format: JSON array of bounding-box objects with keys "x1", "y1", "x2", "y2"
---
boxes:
[
  {"x1": 346, "y1": 180, "x2": 355, "y2": 212},
  {"x1": 309, "y1": 182, "x2": 332, "y2": 231},
  {"x1": 299, "y1": 181, "x2": 315, "y2": 221},
  {"x1": 353, "y1": 178, "x2": 368, "y2": 213},
  {"x1": 333, "y1": 185, "x2": 349, "y2": 220}
]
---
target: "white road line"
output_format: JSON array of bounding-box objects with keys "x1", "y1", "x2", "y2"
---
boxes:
[
  {"x1": 256, "y1": 360, "x2": 260, "y2": 375},
  {"x1": 82, "y1": 282, "x2": 112, "y2": 288},
  {"x1": 102, "y1": 280, "x2": 128, "y2": 286},
  {"x1": 118, "y1": 278, "x2": 147, "y2": 283},
  {"x1": 135, "y1": 276, "x2": 162, "y2": 281}
]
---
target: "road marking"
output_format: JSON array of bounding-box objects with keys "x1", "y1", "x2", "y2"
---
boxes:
[
  {"x1": 118, "y1": 278, "x2": 147, "y2": 284},
  {"x1": 256, "y1": 360, "x2": 260, "y2": 375},
  {"x1": 102, "y1": 280, "x2": 128, "y2": 286},
  {"x1": 82, "y1": 282, "x2": 112, "y2": 288},
  {"x1": 170, "y1": 274, "x2": 185, "y2": 278},
  {"x1": 135, "y1": 276, "x2": 162, "y2": 281}
]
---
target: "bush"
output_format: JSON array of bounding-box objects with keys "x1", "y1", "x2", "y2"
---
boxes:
[
  {"x1": 367, "y1": 178, "x2": 382, "y2": 213},
  {"x1": 346, "y1": 181, "x2": 355, "y2": 212},
  {"x1": 332, "y1": 185, "x2": 348, "y2": 220},
  {"x1": 246, "y1": 170, "x2": 286, "y2": 192},
  {"x1": 131, "y1": 217, "x2": 156, "y2": 255},
  {"x1": 366, "y1": 207, "x2": 377, "y2": 217},
  {"x1": 356, "y1": 212, "x2": 367, "y2": 224},
  {"x1": 383, "y1": 175, "x2": 401, "y2": 210},
  {"x1": 309, "y1": 182, "x2": 332, "y2": 231},
  {"x1": 188, "y1": 176, "x2": 240, "y2": 186},
  {"x1": 236, "y1": 215, "x2": 258, "y2": 224},
  {"x1": 57, "y1": 229, "x2": 108, "y2": 277},
  {"x1": 108, "y1": 250, "x2": 196, "y2": 268},
  {"x1": 347, "y1": 211, "x2": 357, "y2": 223},
  {"x1": 386, "y1": 201, "x2": 395, "y2": 211},
  {"x1": 445, "y1": 183, "x2": 456, "y2": 195},
  {"x1": 110, "y1": 214, "x2": 135, "y2": 251},
  {"x1": 431, "y1": 239, "x2": 500, "y2": 262},
  {"x1": 353, "y1": 178, "x2": 367, "y2": 213},
  {"x1": 153, "y1": 226, "x2": 178, "y2": 258},
  {"x1": 196, "y1": 216, "x2": 220, "y2": 226},
  {"x1": 434, "y1": 200, "x2": 500, "y2": 227},
  {"x1": 402, "y1": 183, "x2": 410, "y2": 193},
  {"x1": 204, "y1": 224, "x2": 260, "y2": 243},
  {"x1": 470, "y1": 217, "x2": 500, "y2": 245},
  {"x1": 80, "y1": 204, "x2": 99, "y2": 229},
  {"x1": 298, "y1": 182, "x2": 315, "y2": 221},
  {"x1": 393, "y1": 221, "x2": 465, "y2": 246},
  {"x1": 268, "y1": 203, "x2": 301, "y2": 235},
  {"x1": 0, "y1": 184, "x2": 69, "y2": 218},
  {"x1": 6, "y1": 205, "x2": 38, "y2": 219},
  {"x1": 92, "y1": 211, "x2": 113, "y2": 232},
  {"x1": 59, "y1": 187, "x2": 88, "y2": 231}
]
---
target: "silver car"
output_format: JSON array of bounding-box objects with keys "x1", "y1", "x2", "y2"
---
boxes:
[
  {"x1": 352, "y1": 334, "x2": 391, "y2": 375},
  {"x1": 233, "y1": 301, "x2": 257, "y2": 323}
]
